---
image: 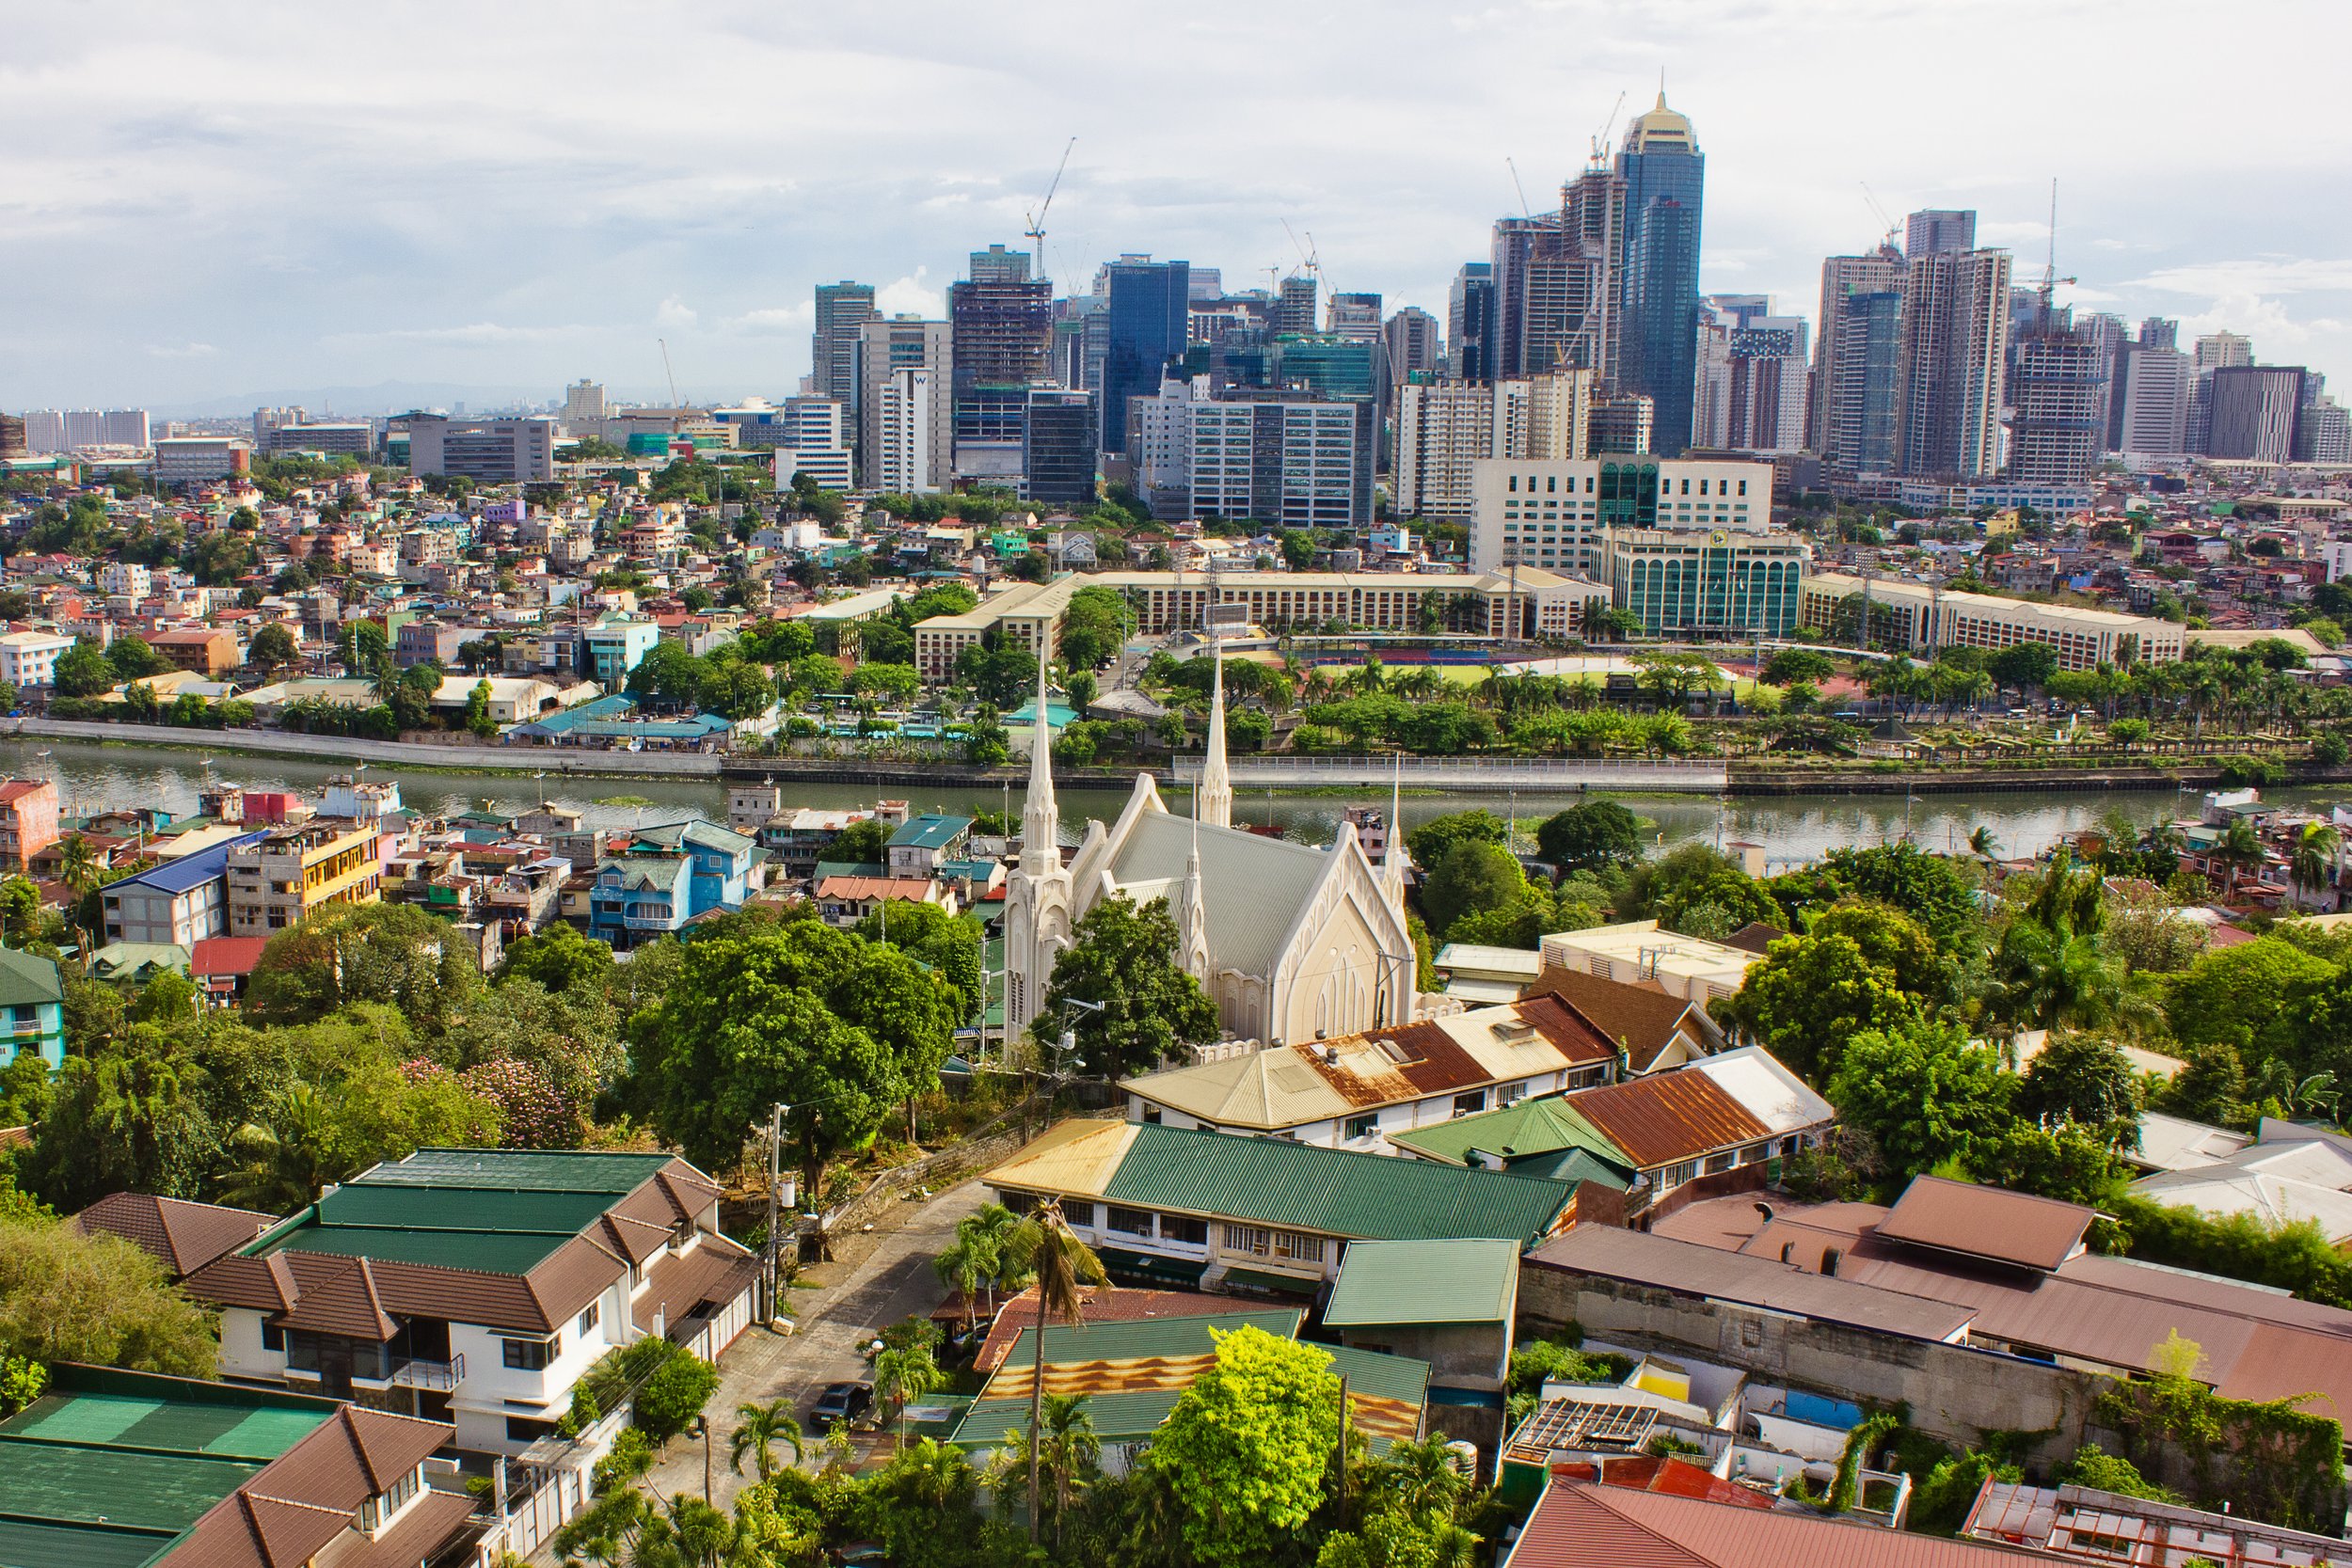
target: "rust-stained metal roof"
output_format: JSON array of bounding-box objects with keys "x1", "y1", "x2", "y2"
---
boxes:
[
  {"x1": 974, "y1": 1285, "x2": 1239, "y2": 1373},
  {"x1": 1550, "y1": 1456, "x2": 1777, "y2": 1511},
  {"x1": 1551, "y1": 1069, "x2": 1771, "y2": 1171},
  {"x1": 1510, "y1": 1478, "x2": 2039, "y2": 1568},
  {"x1": 1876, "y1": 1176, "x2": 2094, "y2": 1272}
]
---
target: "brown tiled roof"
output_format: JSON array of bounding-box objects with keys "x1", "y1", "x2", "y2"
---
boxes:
[
  {"x1": 1556, "y1": 1069, "x2": 1770, "y2": 1170},
  {"x1": 1524, "y1": 967, "x2": 1710, "y2": 1071},
  {"x1": 1875, "y1": 1176, "x2": 2093, "y2": 1272},
  {"x1": 167, "y1": 1404, "x2": 455, "y2": 1568},
  {"x1": 1720, "y1": 922, "x2": 1788, "y2": 957},
  {"x1": 331, "y1": 1488, "x2": 478, "y2": 1568},
  {"x1": 975, "y1": 1286, "x2": 1239, "y2": 1373},
  {"x1": 629, "y1": 1238, "x2": 760, "y2": 1337},
  {"x1": 187, "y1": 1233, "x2": 625, "y2": 1337},
  {"x1": 73, "y1": 1193, "x2": 274, "y2": 1278},
  {"x1": 273, "y1": 1257, "x2": 397, "y2": 1341}
]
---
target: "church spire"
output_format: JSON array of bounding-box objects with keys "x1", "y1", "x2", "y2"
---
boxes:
[
  {"x1": 1022, "y1": 641, "x2": 1059, "y2": 858},
  {"x1": 1381, "y1": 753, "x2": 1408, "y2": 906},
  {"x1": 1174, "y1": 804, "x2": 1211, "y2": 984},
  {"x1": 1197, "y1": 637, "x2": 1232, "y2": 830}
]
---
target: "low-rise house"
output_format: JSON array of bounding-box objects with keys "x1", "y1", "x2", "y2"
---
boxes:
[
  {"x1": 1119, "y1": 996, "x2": 1625, "y2": 1150},
  {"x1": 885, "y1": 813, "x2": 973, "y2": 879},
  {"x1": 190, "y1": 934, "x2": 269, "y2": 1005},
  {"x1": 1322, "y1": 1238, "x2": 1518, "y2": 1413},
  {"x1": 0, "y1": 778, "x2": 60, "y2": 870},
  {"x1": 813, "y1": 873, "x2": 955, "y2": 927},
  {"x1": 1964, "y1": 1478, "x2": 2352, "y2": 1566},
  {"x1": 1520, "y1": 964, "x2": 1726, "y2": 1072},
  {"x1": 183, "y1": 1147, "x2": 758, "y2": 1457},
  {"x1": 1537, "y1": 919, "x2": 1765, "y2": 1009},
  {"x1": 0, "y1": 946, "x2": 66, "y2": 1071},
  {"x1": 983, "y1": 1117, "x2": 1581, "y2": 1295},
  {"x1": 1391, "y1": 1046, "x2": 1834, "y2": 1219},
  {"x1": 1431, "y1": 942, "x2": 1546, "y2": 1006},
  {"x1": 0, "y1": 1363, "x2": 481, "y2": 1568},
  {"x1": 225, "y1": 817, "x2": 381, "y2": 934},
  {"x1": 148, "y1": 626, "x2": 242, "y2": 673},
  {"x1": 1508, "y1": 1473, "x2": 2010, "y2": 1567},
  {"x1": 626, "y1": 819, "x2": 759, "y2": 913},
  {"x1": 587, "y1": 853, "x2": 691, "y2": 947},
  {"x1": 2126, "y1": 1120, "x2": 2352, "y2": 1245}
]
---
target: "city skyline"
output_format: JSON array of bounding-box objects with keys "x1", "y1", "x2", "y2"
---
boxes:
[{"x1": 4, "y1": 0, "x2": 2344, "y2": 408}]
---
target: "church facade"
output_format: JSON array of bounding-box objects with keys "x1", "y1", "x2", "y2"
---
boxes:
[{"x1": 1002, "y1": 644, "x2": 1417, "y2": 1050}]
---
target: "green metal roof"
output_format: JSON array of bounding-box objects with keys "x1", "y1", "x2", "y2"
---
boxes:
[
  {"x1": 988, "y1": 1310, "x2": 1301, "y2": 1370},
  {"x1": 1323, "y1": 1240, "x2": 1520, "y2": 1327},
  {"x1": 1385, "y1": 1095, "x2": 1628, "y2": 1171},
  {"x1": 886, "y1": 814, "x2": 971, "y2": 849},
  {"x1": 357, "y1": 1147, "x2": 678, "y2": 1195},
  {"x1": 1099, "y1": 1123, "x2": 1579, "y2": 1245},
  {"x1": 0, "y1": 946, "x2": 64, "y2": 1008},
  {"x1": 0, "y1": 1370, "x2": 336, "y2": 1568},
  {"x1": 1326, "y1": 1341, "x2": 1436, "y2": 1411}
]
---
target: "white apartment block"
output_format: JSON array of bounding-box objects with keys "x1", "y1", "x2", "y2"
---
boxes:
[
  {"x1": 0, "y1": 630, "x2": 72, "y2": 689},
  {"x1": 405, "y1": 417, "x2": 557, "y2": 483},
  {"x1": 1393, "y1": 372, "x2": 1593, "y2": 521},
  {"x1": 1470, "y1": 456, "x2": 1772, "y2": 574},
  {"x1": 873, "y1": 368, "x2": 941, "y2": 494},
  {"x1": 1797, "y1": 570, "x2": 2185, "y2": 671}
]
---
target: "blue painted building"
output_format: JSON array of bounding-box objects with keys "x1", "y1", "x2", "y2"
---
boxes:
[
  {"x1": 587, "y1": 820, "x2": 760, "y2": 946},
  {"x1": 0, "y1": 947, "x2": 67, "y2": 1072}
]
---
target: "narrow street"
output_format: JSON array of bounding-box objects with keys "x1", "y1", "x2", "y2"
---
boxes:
[{"x1": 632, "y1": 1180, "x2": 987, "y2": 1514}]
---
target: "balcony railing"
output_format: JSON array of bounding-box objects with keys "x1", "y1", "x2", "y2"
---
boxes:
[{"x1": 389, "y1": 1353, "x2": 466, "y2": 1392}]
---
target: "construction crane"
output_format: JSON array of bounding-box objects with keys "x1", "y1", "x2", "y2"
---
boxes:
[
  {"x1": 658, "y1": 339, "x2": 679, "y2": 406},
  {"x1": 1588, "y1": 90, "x2": 1627, "y2": 166},
  {"x1": 1859, "y1": 182, "x2": 1899, "y2": 248},
  {"x1": 1505, "y1": 156, "x2": 1534, "y2": 219},
  {"x1": 2037, "y1": 177, "x2": 2076, "y2": 325},
  {"x1": 1022, "y1": 135, "x2": 1077, "y2": 283},
  {"x1": 1280, "y1": 218, "x2": 1322, "y2": 286}
]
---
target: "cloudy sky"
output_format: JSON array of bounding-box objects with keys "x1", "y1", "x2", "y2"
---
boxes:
[{"x1": 4, "y1": 0, "x2": 2344, "y2": 413}]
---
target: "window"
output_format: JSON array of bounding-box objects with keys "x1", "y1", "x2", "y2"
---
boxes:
[
  {"x1": 578, "y1": 1303, "x2": 600, "y2": 1337},
  {"x1": 1499, "y1": 1081, "x2": 1529, "y2": 1106},
  {"x1": 504, "y1": 1414, "x2": 559, "y2": 1443},
  {"x1": 1452, "y1": 1090, "x2": 1486, "y2": 1117},
  {"x1": 501, "y1": 1335, "x2": 558, "y2": 1370},
  {"x1": 359, "y1": 1465, "x2": 422, "y2": 1532},
  {"x1": 1343, "y1": 1113, "x2": 1378, "y2": 1141},
  {"x1": 1224, "y1": 1224, "x2": 1270, "y2": 1256},
  {"x1": 1160, "y1": 1214, "x2": 1209, "y2": 1246},
  {"x1": 1140, "y1": 1105, "x2": 1162, "y2": 1125},
  {"x1": 261, "y1": 1323, "x2": 284, "y2": 1353},
  {"x1": 1062, "y1": 1200, "x2": 1097, "y2": 1229},
  {"x1": 1105, "y1": 1206, "x2": 1153, "y2": 1236},
  {"x1": 1704, "y1": 1151, "x2": 1736, "y2": 1176},
  {"x1": 1661, "y1": 1161, "x2": 1698, "y2": 1189}
]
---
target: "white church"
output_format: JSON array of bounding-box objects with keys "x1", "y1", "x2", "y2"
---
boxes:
[{"x1": 1002, "y1": 642, "x2": 1418, "y2": 1048}]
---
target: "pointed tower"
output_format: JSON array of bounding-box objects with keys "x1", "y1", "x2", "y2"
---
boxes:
[
  {"x1": 1380, "y1": 756, "x2": 1408, "y2": 911},
  {"x1": 1197, "y1": 638, "x2": 1232, "y2": 830},
  {"x1": 1172, "y1": 812, "x2": 1212, "y2": 986},
  {"x1": 1005, "y1": 641, "x2": 1073, "y2": 1038}
]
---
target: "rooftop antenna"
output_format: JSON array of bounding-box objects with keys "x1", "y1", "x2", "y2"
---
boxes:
[
  {"x1": 1505, "y1": 157, "x2": 1534, "y2": 219},
  {"x1": 658, "y1": 339, "x2": 680, "y2": 407},
  {"x1": 1022, "y1": 135, "x2": 1077, "y2": 285}
]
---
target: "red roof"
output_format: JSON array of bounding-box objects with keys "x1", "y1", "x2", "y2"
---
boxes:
[
  {"x1": 190, "y1": 936, "x2": 271, "y2": 977},
  {"x1": 1509, "y1": 1477, "x2": 2037, "y2": 1567},
  {"x1": 1549, "y1": 1457, "x2": 1775, "y2": 1511}
]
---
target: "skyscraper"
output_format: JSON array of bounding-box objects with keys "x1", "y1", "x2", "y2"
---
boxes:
[
  {"x1": 1447, "y1": 263, "x2": 1495, "y2": 382},
  {"x1": 2206, "y1": 366, "x2": 2308, "y2": 463},
  {"x1": 1327, "y1": 293, "x2": 1384, "y2": 341},
  {"x1": 2008, "y1": 322, "x2": 2104, "y2": 485},
  {"x1": 1895, "y1": 230, "x2": 2011, "y2": 479},
  {"x1": 1613, "y1": 93, "x2": 1705, "y2": 455},
  {"x1": 1272, "y1": 276, "x2": 1319, "y2": 337},
  {"x1": 2118, "y1": 320, "x2": 2191, "y2": 458},
  {"x1": 1383, "y1": 308, "x2": 1441, "y2": 382},
  {"x1": 1904, "y1": 210, "x2": 1977, "y2": 257},
  {"x1": 811, "y1": 281, "x2": 879, "y2": 414},
  {"x1": 1810, "y1": 245, "x2": 1906, "y2": 476},
  {"x1": 1021, "y1": 389, "x2": 1098, "y2": 507},
  {"x1": 1101, "y1": 257, "x2": 1190, "y2": 455},
  {"x1": 856, "y1": 315, "x2": 951, "y2": 490},
  {"x1": 1694, "y1": 304, "x2": 1809, "y2": 454},
  {"x1": 948, "y1": 247, "x2": 1055, "y2": 481}
]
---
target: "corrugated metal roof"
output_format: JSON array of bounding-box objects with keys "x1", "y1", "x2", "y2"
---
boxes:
[
  {"x1": 1092, "y1": 1122, "x2": 1579, "y2": 1244},
  {"x1": 1876, "y1": 1176, "x2": 2093, "y2": 1272},
  {"x1": 1511, "y1": 1478, "x2": 2039, "y2": 1567},
  {"x1": 1549, "y1": 1071, "x2": 1770, "y2": 1172},
  {"x1": 1526, "y1": 1226, "x2": 1979, "y2": 1343},
  {"x1": 1323, "y1": 1239, "x2": 1518, "y2": 1326}
]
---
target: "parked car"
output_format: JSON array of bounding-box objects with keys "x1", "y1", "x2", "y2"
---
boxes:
[{"x1": 809, "y1": 1381, "x2": 873, "y2": 1432}]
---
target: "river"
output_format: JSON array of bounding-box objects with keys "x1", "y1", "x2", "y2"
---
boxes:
[{"x1": 14, "y1": 736, "x2": 2343, "y2": 868}]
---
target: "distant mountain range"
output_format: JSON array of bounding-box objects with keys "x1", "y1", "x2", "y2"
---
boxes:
[{"x1": 149, "y1": 380, "x2": 680, "y2": 420}]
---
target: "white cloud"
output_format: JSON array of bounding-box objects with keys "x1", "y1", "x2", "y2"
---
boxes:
[
  {"x1": 876, "y1": 268, "x2": 946, "y2": 318},
  {"x1": 655, "y1": 296, "x2": 699, "y2": 331},
  {"x1": 2126, "y1": 259, "x2": 2352, "y2": 296},
  {"x1": 727, "y1": 304, "x2": 817, "y2": 336},
  {"x1": 145, "y1": 341, "x2": 216, "y2": 358}
]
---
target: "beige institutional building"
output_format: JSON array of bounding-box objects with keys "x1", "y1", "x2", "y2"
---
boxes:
[
  {"x1": 1001, "y1": 645, "x2": 1415, "y2": 1049},
  {"x1": 1797, "y1": 571, "x2": 2185, "y2": 671}
]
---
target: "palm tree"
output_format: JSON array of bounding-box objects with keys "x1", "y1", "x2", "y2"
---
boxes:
[
  {"x1": 1368, "y1": 1435, "x2": 1470, "y2": 1519},
  {"x1": 215, "y1": 1083, "x2": 346, "y2": 1212},
  {"x1": 874, "y1": 1341, "x2": 945, "y2": 1446},
  {"x1": 1004, "y1": 1198, "x2": 1105, "y2": 1543},
  {"x1": 2217, "y1": 816, "x2": 2266, "y2": 896},
  {"x1": 1967, "y1": 826, "x2": 1999, "y2": 862},
  {"x1": 2291, "y1": 822, "x2": 2343, "y2": 905},
  {"x1": 56, "y1": 833, "x2": 99, "y2": 898},
  {"x1": 726, "y1": 1399, "x2": 801, "y2": 1481},
  {"x1": 1039, "y1": 1392, "x2": 1100, "y2": 1546}
]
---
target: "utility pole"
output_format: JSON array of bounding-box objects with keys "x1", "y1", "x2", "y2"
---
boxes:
[
  {"x1": 1335, "y1": 1371, "x2": 1351, "y2": 1512},
  {"x1": 763, "y1": 1102, "x2": 785, "y2": 1324}
]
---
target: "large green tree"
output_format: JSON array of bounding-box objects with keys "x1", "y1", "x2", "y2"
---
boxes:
[
  {"x1": 1719, "y1": 927, "x2": 1929, "y2": 1085},
  {"x1": 628, "y1": 915, "x2": 958, "y2": 1198},
  {"x1": 1829, "y1": 1021, "x2": 2017, "y2": 1180},
  {"x1": 1041, "y1": 895, "x2": 1218, "y2": 1076},
  {"x1": 1534, "y1": 800, "x2": 1643, "y2": 872},
  {"x1": 857, "y1": 900, "x2": 983, "y2": 1020},
  {"x1": 0, "y1": 1212, "x2": 218, "y2": 1376},
  {"x1": 1403, "y1": 810, "x2": 1506, "y2": 871},
  {"x1": 1420, "y1": 840, "x2": 1530, "y2": 939},
  {"x1": 1150, "y1": 1325, "x2": 1342, "y2": 1568}
]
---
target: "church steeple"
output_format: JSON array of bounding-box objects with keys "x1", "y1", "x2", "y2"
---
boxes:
[
  {"x1": 1022, "y1": 641, "x2": 1058, "y2": 857},
  {"x1": 1381, "y1": 755, "x2": 1407, "y2": 908},
  {"x1": 1173, "y1": 810, "x2": 1211, "y2": 984},
  {"x1": 1197, "y1": 638, "x2": 1232, "y2": 830}
]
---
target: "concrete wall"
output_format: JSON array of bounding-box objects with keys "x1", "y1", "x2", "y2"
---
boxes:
[{"x1": 1518, "y1": 1261, "x2": 2104, "y2": 1470}]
